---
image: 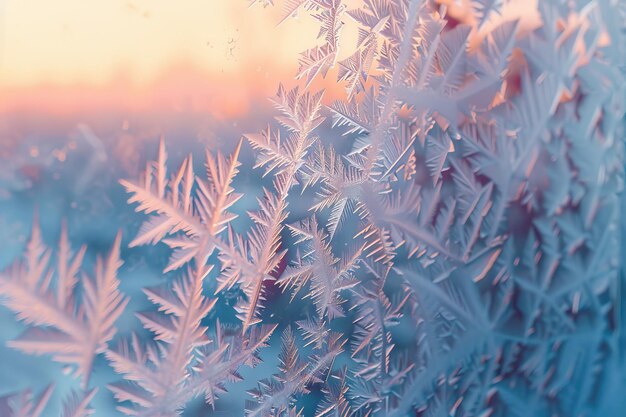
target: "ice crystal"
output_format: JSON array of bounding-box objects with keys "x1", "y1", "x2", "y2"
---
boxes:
[{"x1": 1, "y1": 0, "x2": 625, "y2": 416}]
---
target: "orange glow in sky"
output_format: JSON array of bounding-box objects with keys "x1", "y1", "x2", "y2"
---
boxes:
[
  {"x1": 0, "y1": 0, "x2": 322, "y2": 88},
  {"x1": 0, "y1": 0, "x2": 363, "y2": 118},
  {"x1": 0, "y1": 0, "x2": 337, "y2": 118}
]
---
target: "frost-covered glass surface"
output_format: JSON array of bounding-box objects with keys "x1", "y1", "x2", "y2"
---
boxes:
[{"x1": 1, "y1": 0, "x2": 625, "y2": 416}]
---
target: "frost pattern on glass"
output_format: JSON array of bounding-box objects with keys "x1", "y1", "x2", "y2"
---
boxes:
[{"x1": 1, "y1": 0, "x2": 626, "y2": 416}]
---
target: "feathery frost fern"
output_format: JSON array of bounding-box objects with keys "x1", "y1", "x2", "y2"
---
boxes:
[{"x1": 1, "y1": 0, "x2": 625, "y2": 416}]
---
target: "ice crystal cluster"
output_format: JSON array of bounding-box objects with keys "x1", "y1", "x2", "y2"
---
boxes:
[{"x1": 1, "y1": 0, "x2": 626, "y2": 416}]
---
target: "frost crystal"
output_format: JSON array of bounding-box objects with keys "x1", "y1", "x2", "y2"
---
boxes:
[{"x1": 1, "y1": 0, "x2": 625, "y2": 416}]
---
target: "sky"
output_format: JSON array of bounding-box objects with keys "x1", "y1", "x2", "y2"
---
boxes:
[
  {"x1": 0, "y1": 0, "x2": 344, "y2": 118},
  {"x1": 0, "y1": 0, "x2": 317, "y2": 87}
]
